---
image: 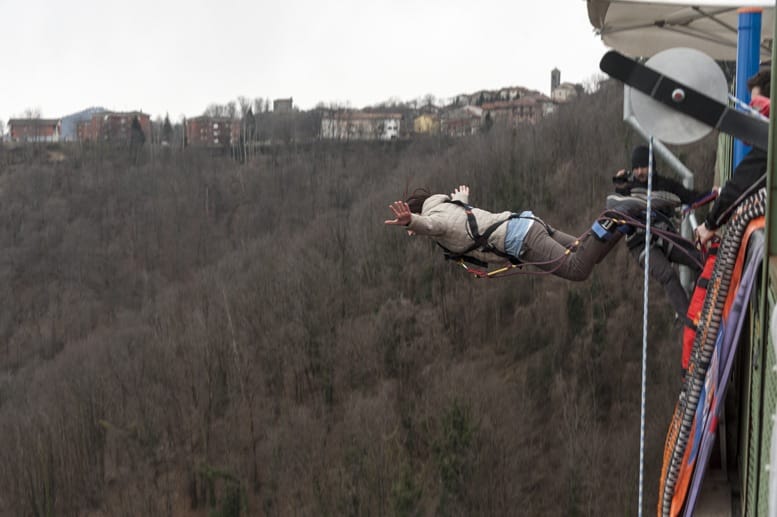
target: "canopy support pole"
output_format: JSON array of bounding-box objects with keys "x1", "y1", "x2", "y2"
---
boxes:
[{"x1": 733, "y1": 8, "x2": 762, "y2": 168}]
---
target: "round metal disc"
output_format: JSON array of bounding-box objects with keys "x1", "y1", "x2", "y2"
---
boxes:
[{"x1": 628, "y1": 47, "x2": 728, "y2": 145}]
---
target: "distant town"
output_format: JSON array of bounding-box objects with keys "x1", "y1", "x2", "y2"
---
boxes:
[{"x1": 2, "y1": 69, "x2": 581, "y2": 147}]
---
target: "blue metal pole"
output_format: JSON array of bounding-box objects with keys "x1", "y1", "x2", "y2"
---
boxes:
[{"x1": 733, "y1": 8, "x2": 762, "y2": 168}]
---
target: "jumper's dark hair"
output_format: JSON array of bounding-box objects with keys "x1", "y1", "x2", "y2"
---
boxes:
[
  {"x1": 406, "y1": 188, "x2": 431, "y2": 214},
  {"x1": 747, "y1": 69, "x2": 771, "y2": 98}
]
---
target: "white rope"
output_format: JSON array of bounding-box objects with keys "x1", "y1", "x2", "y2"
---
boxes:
[{"x1": 638, "y1": 138, "x2": 654, "y2": 517}]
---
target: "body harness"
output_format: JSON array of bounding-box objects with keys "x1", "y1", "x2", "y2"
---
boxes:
[
  {"x1": 436, "y1": 200, "x2": 567, "y2": 279},
  {"x1": 436, "y1": 200, "x2": 522, "y2": 269}
]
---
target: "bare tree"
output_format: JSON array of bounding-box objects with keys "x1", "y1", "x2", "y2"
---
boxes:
[
  {"x1": 0, "y1": 83, "x2": 722, "y2": 516},
  {"x1": 203, "y1": 103, "x2": 230, "y2": 117},
  {"x1": 239, "y1": 108, "x2": 255, "y2": 162},
  {"x1": 21, "y1": 107, "x2": 42, "y2": 119},
  {"x1": 162, "y1": 114, "x2": 174, "y2": 145},
  {"x1": 225, "y1": 101, "x2": 237, "y2": 119},
  {"x1": 237, "y1": 96, "x2": 252, "y2": 117}
]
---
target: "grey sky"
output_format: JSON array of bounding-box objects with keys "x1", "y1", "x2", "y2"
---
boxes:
[{"x1": 1, "y1": 0, "x2": 606, "y2": 122}]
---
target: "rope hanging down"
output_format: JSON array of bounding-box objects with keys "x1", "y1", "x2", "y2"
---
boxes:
[{"x1": 638, "y1": 138, "x2": 654, "y2": 517}]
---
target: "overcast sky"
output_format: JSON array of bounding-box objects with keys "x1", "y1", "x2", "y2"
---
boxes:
[{"x1": 1, "y1": 0, "x2": 607, "y2": 122}]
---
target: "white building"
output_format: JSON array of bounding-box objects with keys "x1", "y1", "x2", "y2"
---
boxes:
[
  {"x1": 551, "y1": 83, "x2": 579, "y2": 103},
  {"x1": 320, "y1": 111, "x2": 402, "y2": 140}
]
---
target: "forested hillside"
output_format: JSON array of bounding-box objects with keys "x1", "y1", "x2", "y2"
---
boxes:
[{"x1": 0, "y1": 80, "x2": 717, "y2": 516}]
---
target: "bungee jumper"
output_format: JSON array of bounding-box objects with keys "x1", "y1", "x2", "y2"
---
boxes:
[{"x1": 384, "y1": 184, "x2": 630, "y2": 281}]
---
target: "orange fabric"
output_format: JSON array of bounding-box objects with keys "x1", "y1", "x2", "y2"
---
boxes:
[
  {"x1": 723, "y1": 217, "x2": 764, "y2": 317},
  {"x1": 682, "y1": 244, "x2": 719, "y2": 370},
  {"x1": 670, "y1": 419, "x2": 697, "y2": 517},
  {"x1": 664, "y1": 218, "x2": 764, "y2": 515},
  {"x1": 681, "y1": 217, "x2": 764, "y2": 369},
  {"x1": 658, "y1": 400, "x2": 682, "y2": 516},
  {"x1": 664, "y1": 279, "x2": 723, "y2": 514}
]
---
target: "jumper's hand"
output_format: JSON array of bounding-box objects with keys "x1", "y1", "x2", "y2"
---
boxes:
[
  {"x1": 694, "y1": 222, "x2": 716, "y2": 247},
  {"x1": 451, "y1": 185, "x2": 469, "y2": 197},
  {"x1": 385, "y1": 201, "x2": 412, "y2": 226}
]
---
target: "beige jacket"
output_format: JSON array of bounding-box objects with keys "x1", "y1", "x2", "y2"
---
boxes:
[{"x1": 407, "y1": 193, "x2": 513, "y2": 265}]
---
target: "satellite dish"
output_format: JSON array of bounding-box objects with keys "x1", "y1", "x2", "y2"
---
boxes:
[{"x1": 628, "y1": 47, "x2": 729, "y2": 145}]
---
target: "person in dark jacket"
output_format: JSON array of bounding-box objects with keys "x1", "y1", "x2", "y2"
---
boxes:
[
  {"x1": 612, "y1": 145, "x2": 705, "y2": 316},
  {"x1": 695, "y1": 68, "x2": 770, "y2": 246}
]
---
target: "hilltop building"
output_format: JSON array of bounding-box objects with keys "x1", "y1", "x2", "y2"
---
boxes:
[
  {"x1": 440, "y1": 105, "x2": 483, "y2": 137},
  {"x1": 550, "y1": 68, "x2": 580, "y2": 103},
  {"x1": 481, "y1": 94, "x2": 555, "y2": 127},
  {"x1": 61, "y1": 107, "x2": 107, "y2": 141},
  {"x1": 273, "y1": 98, "x2": 293, "y2": 113},
  {"x1": 413, "y1": 113, "x2": 440, "y2": 135},
  {"x1": 185, "y1": 116, "x2": 240, "y2": 147},
  {"x1": 77, "y1": 111, "x2": 151, "y2": 143},
  {"x1": 320, "y1": 111, "x2": 401, "y2": 140},
  {"x1": 8, "y1": 119, "x2": 61, "y2": 142},
  {"x1": 552, "y1": 83, "x2": 579, "y2": 102},
  {"x1": 453, "y1": 86, "x2": 532, "y2": 107}
]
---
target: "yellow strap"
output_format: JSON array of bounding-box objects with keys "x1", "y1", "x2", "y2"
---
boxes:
[{"x1": 487, "y1": 264, "x2": 518, "y2": 277}]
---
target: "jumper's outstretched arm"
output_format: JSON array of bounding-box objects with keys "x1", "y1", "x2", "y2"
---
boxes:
[{"x1": 384, "y1": 201, "x2": 411, "y2": 226}]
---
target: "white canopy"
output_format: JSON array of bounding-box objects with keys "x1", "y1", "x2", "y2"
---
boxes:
[{"x1": 587, "y1": 0, "x2": 774, "y2": 59}]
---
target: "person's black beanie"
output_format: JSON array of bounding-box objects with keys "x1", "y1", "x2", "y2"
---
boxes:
[{"x1": 631, "y1": 145, "x2": 650, "y2": 169}]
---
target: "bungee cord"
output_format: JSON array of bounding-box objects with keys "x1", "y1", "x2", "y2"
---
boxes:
[
  {"x1": 457, "y1": 206, "x2": 706, "y2": 279},
  {"x1": 603, "y1": 208, "x2": 705, "y2": 270}
]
